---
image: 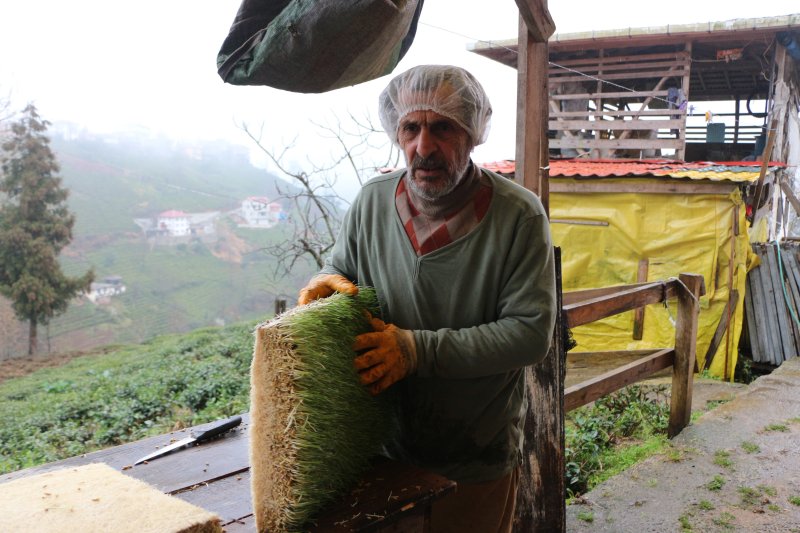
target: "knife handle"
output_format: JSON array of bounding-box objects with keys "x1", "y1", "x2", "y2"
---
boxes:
[{"x1": 194, "y1": 416, "x2": 243, "y2": 442}]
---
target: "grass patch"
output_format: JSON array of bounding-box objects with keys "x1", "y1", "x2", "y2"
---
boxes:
[
  {"x1": 698, "y1": 500, "x2": 715, "y2": 511},
  {"x1": 789, "y1": 495, "x2": 800, "y2": 506},
  {"x1": 764, "y1": 423, "x2": 789, "y2": 432},
  {"x1": 713, "y1": 449, "x2": 734, "y2": 469},
  {"x1": 576, "y1": 511, "x2": 594, "y2": 523},
  {"x1": 707, "y1": 475, "x2": 726, "y2": 491},
  {"x1": 565, "y1": 384, "x2": 669, "y2": 496},
  {"x1": 738, "y1": 486, "x2": 761, "y2": 506},
  {"x1": 740, "y1": 441, "x2": 760, "y2": 454},
  {"x1": 713, "y1": 511, "x2": 736, "y2": 529},
  {"x1": 758, "y1": 485, "x2": 777, "y2": 497},
  {"x1": 678, "y1": 513, "x2": 693, "y2": 531}
]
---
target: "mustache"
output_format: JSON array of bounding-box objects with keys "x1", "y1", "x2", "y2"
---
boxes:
[{"x1": 411, "y1": 155, "x2": 446, "y2": 172}]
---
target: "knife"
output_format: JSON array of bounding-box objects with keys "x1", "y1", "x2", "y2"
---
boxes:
[{"x1": 133, "y1": 415, "x2": 242, "y2": 465}]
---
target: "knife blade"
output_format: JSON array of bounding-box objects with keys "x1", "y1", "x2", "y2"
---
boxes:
[{"x1": 133, "y1": 415, "x2": 242, "y2": 465}]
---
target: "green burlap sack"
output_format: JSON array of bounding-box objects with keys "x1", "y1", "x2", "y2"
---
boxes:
[
  {"x1": 250, "y1": 289, "x2": 395, "y2": 532},
  {"x1": 217, "y1": 0, "x2": 424, "y2": 93}
]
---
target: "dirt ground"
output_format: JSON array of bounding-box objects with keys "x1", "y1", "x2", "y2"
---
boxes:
[
  {"x1": 0, "y1": 348, "x2": 109, "y2": 384},
  {"x1": 566, "y1": 357, "x2": 800, "y2": 532}
]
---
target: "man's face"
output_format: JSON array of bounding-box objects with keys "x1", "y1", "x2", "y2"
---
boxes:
[{"x1": 397, "y1": 110, "x2": 473, "y2": 201}]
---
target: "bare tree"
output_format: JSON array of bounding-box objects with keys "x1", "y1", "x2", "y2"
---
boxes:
[{"x1": 241, "y1": 112, "x2": 400, "y2": 277}]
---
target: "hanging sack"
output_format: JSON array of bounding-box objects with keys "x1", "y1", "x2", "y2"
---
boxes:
[{"x1": 217, "y1": 0, "x2": 424, "y2": 93}]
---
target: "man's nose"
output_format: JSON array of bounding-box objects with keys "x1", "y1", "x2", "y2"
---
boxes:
[{"x1": 415, "y1": 127, "x2": 437, "y2": 158}]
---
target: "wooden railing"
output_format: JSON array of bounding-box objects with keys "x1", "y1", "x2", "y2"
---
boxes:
[
  {"x1": 517, "y1": 269, "x2": 705, "y2": 533},
  {"x1": 562, "y1": 273, "x2": 705, "y2": 437}
]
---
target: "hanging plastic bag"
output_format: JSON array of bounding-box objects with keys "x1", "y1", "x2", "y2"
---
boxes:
[{"x1": 217, "y1": 0, "x2": 424, "y2": 93}]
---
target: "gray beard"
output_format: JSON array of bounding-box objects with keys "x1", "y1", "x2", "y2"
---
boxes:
[
  {"x1": 407, "y1": 156, "x2": 472, "y2": 202},
  {"x1": 405, "y1": 161, "x2": 481, "y2": 219}
]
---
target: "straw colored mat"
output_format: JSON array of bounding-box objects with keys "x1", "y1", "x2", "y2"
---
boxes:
[
  {"x1": 0, "y1": 463, "x2": 221, "y2": 532},
  {"x1": 250, "y1": 290, "x2": 393, "y2": 532}
]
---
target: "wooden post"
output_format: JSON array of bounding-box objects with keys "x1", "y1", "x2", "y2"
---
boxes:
[
  {"x1": 515, "y1": 248, "x2": 565, "y2": 532},
  {"x1": 668, "y1": 273, "x2": 704, "y2": 438},
  {"x1": 513, "y1": 2, "x2": 561, "y2": 531},
  {"x1": 514, "y1": 14, "x2": 551, "y2": 212},
  {"x1": 632, "y1": 259, "x2": 649, "y2": 340}
]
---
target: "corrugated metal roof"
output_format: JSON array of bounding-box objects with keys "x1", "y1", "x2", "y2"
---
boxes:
[
  {"x1": 481, "y1": 160, "x2": 785, "y2": 183},
  {"x1": 467, "y1": 13, "x2": 800, "y2": 53}
]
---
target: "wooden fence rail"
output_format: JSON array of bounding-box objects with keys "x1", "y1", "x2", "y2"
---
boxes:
[{"x1": 562, "y1": 272, "x2": 705, "y2": 436}]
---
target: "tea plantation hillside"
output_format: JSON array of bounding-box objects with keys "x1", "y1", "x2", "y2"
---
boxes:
[{"x1": 0, "y1": 320, "x2": 259, "y2": 475}]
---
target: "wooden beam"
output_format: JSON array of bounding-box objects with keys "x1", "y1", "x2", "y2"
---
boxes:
[
  {"x1": 551, "y1": 109, "x2": 686, "y2": 118},
  {"x1": 549, "y1": 59, "x2": 690, "y2": 76},
  {"x1": 549, "y1": 119, "x2": 685, "y2": 131},
  {"x1": 550, "y1": 181, "x2": 736, "y2": 195},
  {"x1": 563, "y1": 281, "x2": 659, "y2": 306},
  {"x1": 550, "y1": 68, "x2": 689, "y2": 84},
  {"x1": 702, "y1": 289, "x2": 739, "y2": 372},
  {"x1": 633, "y1": 259, "x2": 649, "y2": 340},
  {"x1": 515, "y1": 248, "x2": 564, "y2": 532},
  {"x1": 564, "y1": 280, "x2": 679, "y2": 328},
  {"x1": 551, "y1": 138, "x2": 683, "y2": 150},
  {"x1": 514, "y1": 0, "x2": 556, "y2": 43},
  {"x1": 515, "y1": 15, "x2": 550, "y2": 210},
  {"x1": 551, "y1": 90, "x2": 670, "y2": 100},
  {"x1": 752, "y1": 117, "x2": 779, "y2": 213},
  {"x1": 564, "y1": 348, "x2": 674, "y2": 411},
  {"x1": 668, "y1": 273, "x2": 704, "y2": 438},
  {"x1": 780, "y1": 179, "x2": 800, "y2": 216},
  {"x1": 548, "y1": 50, "x2": 689, "y2": 68}
]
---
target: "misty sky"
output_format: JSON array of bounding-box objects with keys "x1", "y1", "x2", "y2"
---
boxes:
[{"x1": 1, "y1": 1, "x2": 797, "y2": 197}]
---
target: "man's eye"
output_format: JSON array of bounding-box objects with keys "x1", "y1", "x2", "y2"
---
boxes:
[
  {"x1": 431, "y1": 122, "x2": 453, "y2": 134},
  {"x1": 402, "y1": 123, "x2": 419, "y2": 133}
]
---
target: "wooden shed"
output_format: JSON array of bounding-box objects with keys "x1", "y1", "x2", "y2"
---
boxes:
[{"x1": 472, "y1": 13, "x2": 800, "y2": 373}]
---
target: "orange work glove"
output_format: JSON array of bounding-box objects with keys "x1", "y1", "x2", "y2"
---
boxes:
[
  {"x1": 297, "y1": 274, "x2": 358, "y2": 305},
  {"x1": 353, "y1": 316, "x2": 417, "y2": 395}
]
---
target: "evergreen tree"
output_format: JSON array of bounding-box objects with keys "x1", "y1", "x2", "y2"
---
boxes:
[{"x1": 0, "y1": 104, "x2": 93, "y2": 355}]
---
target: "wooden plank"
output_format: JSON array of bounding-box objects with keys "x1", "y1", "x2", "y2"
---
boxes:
[
  {"x1": 548, "y1": 50, "x2": 690, "y2": 68},
  {"x1": 564, "y1": 348, "x2": 674, "y2": 411},
  {"x1": 779, "y1": 245, "x2": 800, "y2": 354},
  {"x1": 515, "y1": 247, "x2": 565, "y2": 532},
  {"x1": 550, "y1": 68, "x2": 689, "y2": 84},
  {"x1": 551, "y1": 109, "x2": 686, "y2": 118},
  {"x1": 701, "y1": 289, "x2": 739, "y2": 372},
  {"x1": 676, "y1": 42, "x2": 692, "y2": 161},
  {"x1": 550, "y1": 138, "x2": 683, "y2": 150},
  {"x1": 752, "y1": 117, "x2": 779, "y2": 212},
  {"x1": 747, "y1": 249, "x2": 774, "y2": 364},
  {"x1": 549, "y1": 58, "x2": 690, "y2": 76},
  {"x1": 633, "y1": 259, "x2": 649, "y2": 340},
  {"x1": 563, "y1": 281, "x2": 663, "y2": 306},
  {"x1": 550, "y1": 181, "x2": 736, "y2": 196},
  {"x1": 173, "y1": 470, "x2": 253, "y2": 525},
  {"x1": 551, "y1": 90, "x2": 670, "y2": 100},
  {"x1": 759, "y1": 247, "x2": 781, "y2": 364},
  {"x1": 550, "y1": 218, "x2": 609, "y2": 226},
  {"x1": 668, "y1": 273, "x2": 703, "y2": 438},
  {"x1": 515, "y1": 0, "x2": 555, "y2": 43},
  {"x1": 311, "y1": 459, "x2": 455, "y2": 532},
  {"x1": 549, "y1": 119, "x2": 685, "y2": 131},
  {"x1": 744, "y1": 274, "x2": 763, "y2": 363},
  {"x1": 766, "y1": 244, "x2": 794, "y2": 361},
  {"x1": 0, "y1": 414, "x2": 251, "y2": 493},
  {"x1": 564, "y1": 280, "x2": 680, "y2": 328}
]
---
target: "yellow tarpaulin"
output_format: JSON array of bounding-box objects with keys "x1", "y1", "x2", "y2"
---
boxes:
[{"x1": 551, "y1": 178, "x2": 752, "y2": 380}]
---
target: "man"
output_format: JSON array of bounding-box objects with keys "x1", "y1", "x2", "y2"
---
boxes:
[{"x1": 298, "y1": 64, "x2": 556, "y2": 533}]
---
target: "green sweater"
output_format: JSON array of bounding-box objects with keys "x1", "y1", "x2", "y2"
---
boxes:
[{"x1": 321, "y1": 167, "x2": 556, "y2": 482}]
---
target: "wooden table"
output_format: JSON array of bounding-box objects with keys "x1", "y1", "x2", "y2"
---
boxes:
[{"x1": 0, "y1": 413, "x2": 455, "y2": 532}]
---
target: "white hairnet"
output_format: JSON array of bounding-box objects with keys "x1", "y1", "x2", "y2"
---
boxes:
[{"x1": 378, "y1": 65, "x2": 492, "y2": 147}]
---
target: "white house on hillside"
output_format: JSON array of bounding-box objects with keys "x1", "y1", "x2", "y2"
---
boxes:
[
  {"x1": 86, "y1": 276, "x2": 126, "y2": 304},
  {"x1": 157, "y1": 210, "x2": 190, "y2": 236},
  {"x1": 241, "y1": 196, "x2": 283, "y2": 228}
]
